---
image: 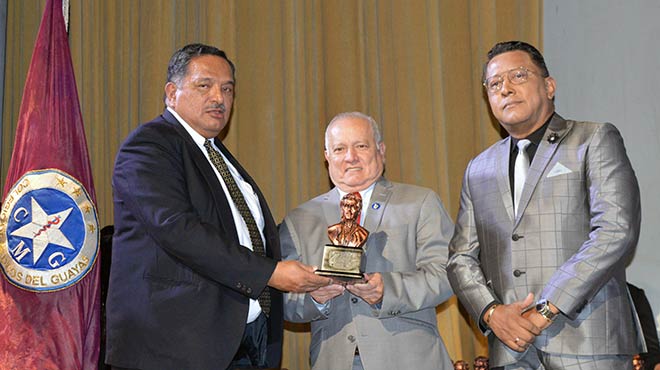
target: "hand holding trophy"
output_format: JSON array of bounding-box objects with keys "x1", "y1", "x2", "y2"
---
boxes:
[{"x1": 316, "y1": 192, "x2": 369, "y2": 284}]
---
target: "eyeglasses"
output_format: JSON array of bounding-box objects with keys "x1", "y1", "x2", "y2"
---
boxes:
[{"x1": 483, "y1": 66, "x2": 539, "y2": 93}]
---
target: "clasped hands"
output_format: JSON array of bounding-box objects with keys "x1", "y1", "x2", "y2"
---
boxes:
[
  {"x1": 486, "y1": 293, "x2": 554, "y2": 352},
  {"x1": 267, "y1": 262, "x2": 384, "y2": 307},
  {"x1": 310, "y1": 272, "x2": 383, "y2": 305}
]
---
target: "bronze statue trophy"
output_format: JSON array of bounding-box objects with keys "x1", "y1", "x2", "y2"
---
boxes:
[{"x1": 316, "y1": 192, "x2": 369, "y2": 283}]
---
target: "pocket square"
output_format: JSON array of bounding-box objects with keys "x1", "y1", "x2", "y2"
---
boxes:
[{"x1": 547, "y1": 162, "x2": 572, "y2": 178}]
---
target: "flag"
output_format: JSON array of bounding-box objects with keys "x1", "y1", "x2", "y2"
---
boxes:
[{"x1": 0, "y1": 0, "x2": 101, "y2": 368}]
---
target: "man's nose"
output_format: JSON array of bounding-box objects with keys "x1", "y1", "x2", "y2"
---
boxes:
[
  {"x1": 344, "y1": 147, "x2": 358, "y2": 162},
  {"x1": 210, "y1": 85, "x2": 224, "y2": 103},
  {"x1": 500, "y1": 78, "x2": 515, "y2": 96}
]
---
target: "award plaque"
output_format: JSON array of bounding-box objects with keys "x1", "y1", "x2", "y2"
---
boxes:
[
  {"x1": 317, "y1": 245, "x2": 365, "y2": 280},
  {"x1": 315, "y1": 192, "x2": 369, "y2": 283}
]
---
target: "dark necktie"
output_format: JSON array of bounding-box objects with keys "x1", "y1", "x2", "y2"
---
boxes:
[{"x1": 204, "y1": 140, "x2": 271, "y2": 316}]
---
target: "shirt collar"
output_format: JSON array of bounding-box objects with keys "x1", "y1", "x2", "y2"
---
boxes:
[
  {"x1": 337, "y1": 182, "x2": 376, "y2": 201},
  {"x1": 510, "y1": 112, "x2": 554, "y2": 152},
  {"x1": 167, "y1": 107, "x2": 208, "y2": 149}
]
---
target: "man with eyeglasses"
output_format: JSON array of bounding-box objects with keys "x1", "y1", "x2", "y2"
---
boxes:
[{"x1": 447, "y1": 40, "x2": 645, "y2": 369}]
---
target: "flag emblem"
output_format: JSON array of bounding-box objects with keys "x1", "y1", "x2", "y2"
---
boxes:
[{"x1": 0, "y1": 169, "x2": 99, "y2": 292}]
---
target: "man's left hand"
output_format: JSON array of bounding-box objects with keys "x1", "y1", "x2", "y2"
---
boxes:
[
  {"x1": 346, "y1": 272, "x2": 383, "y2": 305},
  {"x1": 310, "y1": 283, "x2": 345, "y2": 304}
]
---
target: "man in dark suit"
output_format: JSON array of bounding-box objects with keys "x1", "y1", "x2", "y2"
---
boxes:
[
  {"x1": 629, "y1": 283, "x2": 660, "y2": 370},
  {"x1": 105, "y1": 43, "x2": 330, "y2": 370},
  {"x1": 447, "y1": 41, "x2": 645, "y2": 369}
]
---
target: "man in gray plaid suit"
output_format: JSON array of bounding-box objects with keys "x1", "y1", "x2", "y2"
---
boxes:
[{"x1": 447, "y1": 40, "x2": 646, "y2": 369}]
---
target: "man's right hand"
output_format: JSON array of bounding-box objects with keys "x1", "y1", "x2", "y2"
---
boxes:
[
  {"x1": 268, "y1": 260, "x2": 333, "y2": 293},
  {"x1": 485, "y1": 293, "x2": 541, "y2": 352}
]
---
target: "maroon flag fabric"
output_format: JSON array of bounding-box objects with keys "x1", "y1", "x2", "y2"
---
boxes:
[{"x1": 0, "y1": 0, "x2": 101, "y2": 368}]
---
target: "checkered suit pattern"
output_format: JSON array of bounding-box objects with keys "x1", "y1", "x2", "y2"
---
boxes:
[{"x1": 448, "y1": 114, "x2": 645, "y2": 368}]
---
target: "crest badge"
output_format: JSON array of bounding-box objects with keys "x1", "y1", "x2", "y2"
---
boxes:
[{"x1": 0, "y1": 169, "x2": 99, "y2": 292}]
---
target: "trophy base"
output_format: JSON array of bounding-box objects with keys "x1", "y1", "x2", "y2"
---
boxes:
[
  {"x1": 316, "y1": 244, "x2": 366, "y2": 284},
  {"x1": 315, "y1": 270, "x2": 364, "y2": 285}
]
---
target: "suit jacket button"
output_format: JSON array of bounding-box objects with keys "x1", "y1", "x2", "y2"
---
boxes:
[
  {"x1": 348, "y1": 335, "x2": 355, "y2": 343},
  {"x1": 513, "y1": 269, "x2": 525, "y2": 277},
  {"x1": 512, "y1": 234, "x2": 522, "y2": 241},
  {"x1": 351, "y1": 297, "x2": 358, "y2": 304},
  {"x1": 246, "y1": 287, "x2": 252, "y2": 294}
]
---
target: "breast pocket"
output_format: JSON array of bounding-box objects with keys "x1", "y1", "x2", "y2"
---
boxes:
[{"x1": 538, "y1": 163, "x2": 587, "y2": 214}]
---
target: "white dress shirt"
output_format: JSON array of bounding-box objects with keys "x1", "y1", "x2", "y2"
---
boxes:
[{"x1": 168, "y1": 107, "x2": 265, "y2": 323}]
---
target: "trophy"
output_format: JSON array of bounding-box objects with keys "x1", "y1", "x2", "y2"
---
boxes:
[{"x1": 315, "y1": 192, "x2": 368, "y2": 283}]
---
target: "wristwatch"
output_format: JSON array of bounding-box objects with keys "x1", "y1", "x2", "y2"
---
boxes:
[{"x1": 536, "y1": 299, "x2": 558, "y2": 322}]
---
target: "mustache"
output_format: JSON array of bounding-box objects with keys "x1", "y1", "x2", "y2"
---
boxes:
[{"x1": 208, "y1": 103, "x2": 226, "y2": 113}]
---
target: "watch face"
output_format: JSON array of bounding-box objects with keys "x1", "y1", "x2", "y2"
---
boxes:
[{"x1": 535, "y1": 299, "x2": 556, "y2": 320}]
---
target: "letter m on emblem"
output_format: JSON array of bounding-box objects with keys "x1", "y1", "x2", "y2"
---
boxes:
[{"x1": 10, "y1": 241, "x2": 31, "y2": 262}]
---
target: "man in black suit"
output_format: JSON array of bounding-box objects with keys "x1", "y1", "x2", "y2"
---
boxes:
[
  {"x1": 105, "y1": 43, "x2": 331, "y2": 370},
  {"x1": 629, "y1": 283, "x2": 660, "y2": 370}
]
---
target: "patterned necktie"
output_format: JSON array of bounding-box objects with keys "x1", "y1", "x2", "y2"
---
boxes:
[
  {"x1": 514, "y1": 139, "x2": 531, "y2": 216},
  {"x1": 204, "y1": 140, "x2": 271, "y2": 316}
]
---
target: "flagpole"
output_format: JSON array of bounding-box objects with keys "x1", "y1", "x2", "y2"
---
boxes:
[
  {"x1": 0, "y1": 0, "x2": 7, "y2": 169},
  {"x1": 63, "y1": 0, "x2": 69, "y2": 33}
]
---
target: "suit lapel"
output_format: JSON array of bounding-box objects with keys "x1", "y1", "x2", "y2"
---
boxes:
[
  {"x1": 162, "y1": 112, "x2": 242, "y2": 241},
  {"x1": 515, "y1": 114, "x2": 573, "y2": 225},
  {"x1": 163, "y1": 111, "x2": 228, "y2": 203},
  {"x1": 322, "y1": 189, "x2": 342, "y2": 226},
  {"x1": 494, "y1": 138, "x2": 515, "y2": 221},
  {"x1": 363, "y1": 177, "x2": 392, "y2": 235}
]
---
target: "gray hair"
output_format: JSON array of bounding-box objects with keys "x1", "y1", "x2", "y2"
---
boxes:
[{"x1": 324, "y1": 112, "x2": 383, "y2": 150}]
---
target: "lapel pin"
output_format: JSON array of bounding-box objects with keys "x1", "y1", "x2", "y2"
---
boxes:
[
  {"x1": 547, "y1": 132, "x2": 559, "y2": 144},
  {"x1": 371, "y1": 203, "x2": 381, "y2": 210}
]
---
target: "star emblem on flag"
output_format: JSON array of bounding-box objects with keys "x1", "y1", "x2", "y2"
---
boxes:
[{"x1": 10, "y1": 197, "x2": 75, "y2": 265}]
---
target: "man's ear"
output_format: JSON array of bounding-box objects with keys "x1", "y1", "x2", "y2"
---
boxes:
[
  {"x1": 544, "y1": 76, "x2": 556, "y2": 100},
  {"x1": 164, "y1": 82, "x2": 177, "y2": 107},
  {"x1": 378, "y1": 142, "x2": 386, "y2": 158}
]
